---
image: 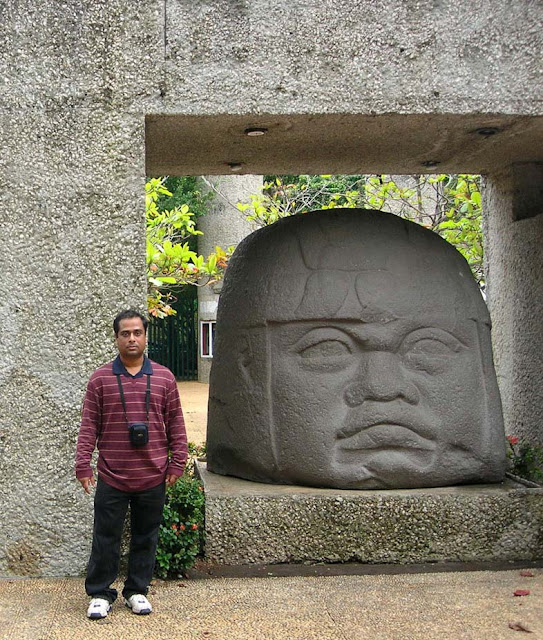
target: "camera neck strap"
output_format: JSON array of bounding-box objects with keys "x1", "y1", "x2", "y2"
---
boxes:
[{"x1": 116, "y1": 373, "x2": 151, "y2": 425}]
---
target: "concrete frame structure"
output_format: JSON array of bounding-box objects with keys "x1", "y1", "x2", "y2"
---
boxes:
[{"x1": 1, "y1": 1, "x2": 542, "y2": 576}]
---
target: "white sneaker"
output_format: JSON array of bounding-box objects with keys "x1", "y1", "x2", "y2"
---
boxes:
[
  {"x1": 125, "y1": 594, "x2": 152, "y2": 615},
  {"x1": 87, "y1": 597, "x2": 112, "y2": 619}
]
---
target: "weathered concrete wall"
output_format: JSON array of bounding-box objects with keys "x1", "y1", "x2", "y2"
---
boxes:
[
  {"x1": 0, "y1": 0, "x2": 542, "y2": 576},
  {"x1": 484, "y1": 167, "x2": 543, "y2": 445},
  {"x1": 148, "y1": 1, "x2": 543, "y2": 176},
  {"x1": 197, "y1": 176, "x2": 261, "y2": 382},
  {"x1": 0, "y1": 2, "x2": 163, "y2": 576},
  {"x1": 163, "y1": 0, "x2": 542, "y2": 116}
]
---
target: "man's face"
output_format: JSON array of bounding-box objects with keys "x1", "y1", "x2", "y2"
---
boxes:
[
  {"x1": 269, "y1": 273, "x2": 491, "y2": 489},
  {"x1": 115, "y1": 317, "x2": 147, "y2": 361}
]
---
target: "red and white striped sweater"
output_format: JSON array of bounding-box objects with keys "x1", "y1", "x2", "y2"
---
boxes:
[{"x1": 75, "y1": 358, "x2": 188, "y2": 492}]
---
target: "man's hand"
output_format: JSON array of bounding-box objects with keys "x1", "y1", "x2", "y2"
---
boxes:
[
  {"x1": 166, "y1": 474, "x2": 181, "y2": 487},
  {"x1": 78, "y1": 476, "x2": 96, "y2": 494}
]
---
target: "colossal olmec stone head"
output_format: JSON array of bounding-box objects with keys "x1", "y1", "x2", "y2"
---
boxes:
[{"x1": 207, "y1": 209, "x2": 507, "y2": 490}]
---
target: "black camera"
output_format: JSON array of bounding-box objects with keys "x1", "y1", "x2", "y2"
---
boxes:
[{"x1": 128, "y1": 422, "x2": 149, "y2": 447}]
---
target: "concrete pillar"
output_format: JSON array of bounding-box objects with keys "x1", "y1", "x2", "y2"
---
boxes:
[
  {"x1": 197, "y1": 175, "x2": 262, "y2": 382},
  {"x1": 0, "y1": 2, "x2": 161, "y2": 576},
  {"x1": 483, "y1": 164, "x2": 543, "y2": 445}
]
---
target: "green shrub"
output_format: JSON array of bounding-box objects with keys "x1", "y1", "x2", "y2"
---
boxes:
[
  {"x1": 507, "y1": 435, "x2": 543, "y2": 485},
  {"x1": 155, "y1": 445, "x2": 205, "y2": 578}
]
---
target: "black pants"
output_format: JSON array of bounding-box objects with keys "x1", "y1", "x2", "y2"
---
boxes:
[{"x1": 85, "y1": 478, "x2": 166, "y2": 603}]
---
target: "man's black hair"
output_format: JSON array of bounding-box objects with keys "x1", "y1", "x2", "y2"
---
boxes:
[{"x1": 113, "y1": 309, "x2": 149, "y2": 336}]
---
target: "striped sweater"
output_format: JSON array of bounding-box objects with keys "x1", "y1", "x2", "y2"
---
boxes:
[{"x1": 75, "y1": 357, "x2": 188, "y2": 492}]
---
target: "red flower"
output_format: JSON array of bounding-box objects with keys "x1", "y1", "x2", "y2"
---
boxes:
[
  {"x1": 179, "y1": 524, "x2": 186, "y2": 531},
  {"x1": 507, "y1": 435, "x2": 519, "y2": 446},
  {"x1": 171, "y1": 524, "x2": 177, "y2": 530},
  {"x1": 191, "y1": 524, "x2": 198, "y2": 530}
]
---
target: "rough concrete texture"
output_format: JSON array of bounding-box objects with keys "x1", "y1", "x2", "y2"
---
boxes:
[
  {"x1": 147, "y1": 1, "x2": 543, "y2": 176},
  {"x1": 2, "y1": 570, "x2": 543, "y2": 640},
  {"x1": 198, "y1": 176, "x2": 261, "y2": 257},
  {"x1": 199, "y1": 463, "x2": 543, "y2": 566},
  {"x1": 163, "y1": 0, "x2": 542, "y2": 117},
  {"x1": 0, "y1": 2, "x2": 163, "y2": 576},
  {"x1": 484, "y1": 168, "x2": 543, "y2": 445}
]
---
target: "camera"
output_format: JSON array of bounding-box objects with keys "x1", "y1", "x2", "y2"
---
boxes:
[{"x1": 128, "y1": 422, "x2": 149, "y2": 447}]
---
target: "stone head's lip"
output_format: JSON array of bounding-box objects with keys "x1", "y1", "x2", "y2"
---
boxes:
[
  {"x1": 337, "y1": 422, "x2": 435, "y2": 451},
  {"x1": 338, "y1": 412, "x2": 435, "y2": 440}
]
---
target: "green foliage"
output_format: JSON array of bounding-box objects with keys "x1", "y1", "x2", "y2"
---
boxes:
[
  {"x1": 237, "y1": 175, "x2": 364, "y2": 225},
  {"x1": 156, "y1": 176, "x2": 213, "y2": 221},
  {"x1": 187, "y1": 441, "x2": 206, "y2": 458},
  {"x1": 155, "y1": 446, "x2": 206, "y2": 578},
  {"x1": 434, "y1": 175, "x2": 483, "y2": 284},
  {"x1": 507, "y1": 436, "x2": 543, "y2": 484},
  {"x1": 146, "y1": 177, "x2": 232, "y2": 318},
  {"x1": 237, "y1": 173, "x2": 484, "y2": 286}
]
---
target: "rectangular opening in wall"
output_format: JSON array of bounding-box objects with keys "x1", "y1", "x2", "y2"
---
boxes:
[{"x1": 201, "y1": 320, "x2": 216, "y2": 358}]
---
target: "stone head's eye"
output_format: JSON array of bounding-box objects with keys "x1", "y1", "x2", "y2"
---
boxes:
[
  {"x1": 408, "y1": 338, "x2": 456, "y2": 357},
  {"x1": 300, "y1": 340, "x2": 351, "y2": 359},
  {"x1": 402, "y1": 332, "x2": 462, "y2": 374},
  {"x1": 292, "y1": 328, "x2": 356, "y2": 372}
]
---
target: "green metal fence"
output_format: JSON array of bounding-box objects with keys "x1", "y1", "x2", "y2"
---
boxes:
[{"x1": 147, "y1": 290, "x2": 198, "y2": 380}]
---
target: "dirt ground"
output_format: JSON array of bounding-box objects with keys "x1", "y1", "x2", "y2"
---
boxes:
[{"x1": 177, "y1": 381, "x2": 209, "y2": 445}]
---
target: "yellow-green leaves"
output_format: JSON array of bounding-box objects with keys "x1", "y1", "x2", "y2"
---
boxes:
[{"x1": 146, "y1": 177, "x2": 230, "y2": 318}]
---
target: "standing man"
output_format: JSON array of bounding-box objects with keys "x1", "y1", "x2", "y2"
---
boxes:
[{"x1": 76, "y1": 309, "x2": 188, "y2": 619}]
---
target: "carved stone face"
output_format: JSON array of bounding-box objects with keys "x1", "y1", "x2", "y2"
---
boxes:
[
  {"x1": 269, "y1": 279, "x2": 495, "y2": 489},
  {"x1": 207, "y1": 209, "x2": 506, "y2": 490}
]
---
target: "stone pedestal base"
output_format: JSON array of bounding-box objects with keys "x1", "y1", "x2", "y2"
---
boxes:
[{"x1": 196, "y1": 462, "x2": 543, "y2": 565}]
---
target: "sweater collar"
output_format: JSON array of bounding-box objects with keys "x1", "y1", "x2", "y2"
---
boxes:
[{"x1": 112, "y1": 355, "x2": 153, "y2": 378}]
